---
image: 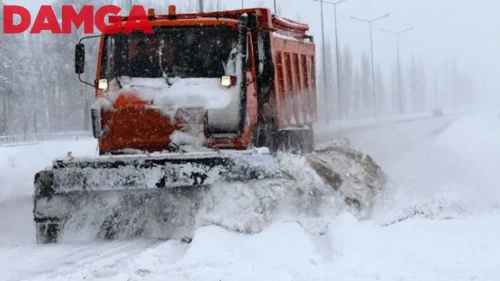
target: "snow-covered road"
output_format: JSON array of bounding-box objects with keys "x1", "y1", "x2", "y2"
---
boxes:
[{"x1": 1, "y1": 112, "x2": 500, "y2": 281}]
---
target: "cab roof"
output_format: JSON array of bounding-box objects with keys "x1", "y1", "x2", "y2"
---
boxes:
[{"x1": 109, "y1": 5, "x2": 311, "y2": 39}]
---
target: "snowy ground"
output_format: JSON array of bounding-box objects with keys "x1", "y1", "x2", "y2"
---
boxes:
[{"x1": 1, "y1": 112, "x2": 500, "y2": 280}]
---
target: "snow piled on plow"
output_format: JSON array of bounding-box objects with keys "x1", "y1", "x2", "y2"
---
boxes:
[
  {"x1": 196, "y1": 145, "x2": 388, "y2": 236},
  {"x1": 48, "y1": 143, "x2": 388, "y2": 242}
]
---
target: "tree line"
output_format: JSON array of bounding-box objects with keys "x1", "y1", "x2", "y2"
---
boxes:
[{"x1": 317, "y1": 39, "x2": 478, "y2": 122}]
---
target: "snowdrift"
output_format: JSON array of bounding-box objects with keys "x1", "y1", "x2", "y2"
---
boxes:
[
  {"x1": 4, "y1": 112, "x2": 500, "y2": 281},
  {"x1": 15, "y1": 212, "x2": 500, "y2": 281},
  {"x1": 359, "y1": 112, "x2": 500, "y2": 226}
]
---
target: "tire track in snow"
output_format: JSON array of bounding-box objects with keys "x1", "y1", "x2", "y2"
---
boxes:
[
  {"x1": 0, "y1": 196, "x2": 166, "y2": 281},
  {"x1": 1, "y1": 240, "x2": 164, "y2": 281}
]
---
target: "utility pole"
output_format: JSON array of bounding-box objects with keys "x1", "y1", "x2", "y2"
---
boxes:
[
  {"x1": 380, "y1": 27, "x2": 415, "y2": 115},
  {"x1": 199, "y1": 0, "x2": 204, "y2": 12},
  {"x1": 274, "y1": 0, "x2": 277, "y2": 13},
  {"x1": 308, "y1": 0, "x2": 330, "y2": 123},
  {"x1": 242, "y1": 0, "x2": 244, "y2": 8},
  {"x1": 320, "y1": 0, "x2": 329, "y2": 123},
  {"x1": 312, "y1": 0, "x2": 348, "y2": 120},
  {"x1": 351, "y1": 13, "x2": 390, "y2": 116}
]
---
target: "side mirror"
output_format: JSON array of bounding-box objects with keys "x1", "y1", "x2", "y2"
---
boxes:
[{"x1": 75, "y1": 43, "x2": 85, "y2": 74}]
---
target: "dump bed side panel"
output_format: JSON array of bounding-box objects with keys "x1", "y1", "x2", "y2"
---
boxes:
[{"x1": 270, "y1": 34, "x2": 316, "y2": 129}]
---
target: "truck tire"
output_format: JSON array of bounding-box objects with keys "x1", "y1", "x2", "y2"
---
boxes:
[
  {"x1": 35, "y1": 220, "x2": 61, "y2": 244},
  {"x1": 276, "y1": 128, "x2": 314, "y2": 155}
]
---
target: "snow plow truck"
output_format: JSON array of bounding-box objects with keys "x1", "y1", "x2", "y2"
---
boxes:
[{"x1": 33, "y1": 5, "x2": 318, "y2": 243}]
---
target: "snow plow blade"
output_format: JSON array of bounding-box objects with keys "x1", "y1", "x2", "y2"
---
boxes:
[{"x1": 33, "y1": 149, "x2": 281, "y2": 243}]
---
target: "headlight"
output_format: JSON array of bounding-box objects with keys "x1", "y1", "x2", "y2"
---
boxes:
[
  {"x1": 97, "y1": 79, "x2": 109, "y2": 91},
  {"x1": 220, "y1": 75, "x2": 237, "y2": 88}
]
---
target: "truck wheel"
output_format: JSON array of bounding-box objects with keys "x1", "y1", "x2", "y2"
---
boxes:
[
  {"x1": 36, "y1": 221, "x2": 61, "y2": 244},
  {"x1": 251, "y1": 121, "x2": 279, "y2": 153},
  {"x1": 276, "y1": 128, "x2": 314, "y2": 155}
]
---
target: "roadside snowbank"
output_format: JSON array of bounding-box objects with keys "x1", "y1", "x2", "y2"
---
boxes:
[
  {"x1": 371, "y1": 112, "x2": 500, "y2": 223},
  {"x1": 0, "y1": 140, "x2": 97, "y2": 203},
  {"x1": 314, "y1": 105, "x2": 499, "y2": 135}
]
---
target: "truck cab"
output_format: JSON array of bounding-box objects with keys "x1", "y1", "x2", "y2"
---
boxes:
[{"x1": 75, "y1": 5, "x2": 316, "y2": 155}]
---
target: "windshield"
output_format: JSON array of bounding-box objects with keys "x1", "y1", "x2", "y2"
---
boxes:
[{"x1": 100, "y1": 25, "x2": 238, "y2": 80}]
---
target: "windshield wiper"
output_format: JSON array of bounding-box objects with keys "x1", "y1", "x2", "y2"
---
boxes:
[
  {"x1": 115, "y1": 76, "x2": 123, "y2": 89},
  {"x1": 158, "y1": 41, "x2": 174, "y2": 87}
]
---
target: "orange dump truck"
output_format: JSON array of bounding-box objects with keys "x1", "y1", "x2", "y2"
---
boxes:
[{"x1": 33, "y1": 5, "x2": 317, "y2": 243}]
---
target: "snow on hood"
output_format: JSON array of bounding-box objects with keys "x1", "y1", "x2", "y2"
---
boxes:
[{"x1": 104, "y1": 77, "x2": 239, "y2": 116}]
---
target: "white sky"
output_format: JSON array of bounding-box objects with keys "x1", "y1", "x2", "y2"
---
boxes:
[{"x1": 6, "y1": 0, "x2": 500, "y2": 97}]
